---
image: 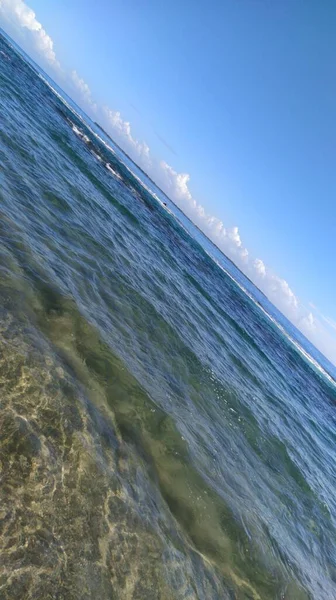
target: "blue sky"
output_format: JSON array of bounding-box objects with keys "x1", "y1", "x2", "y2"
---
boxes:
[{"x1": 1, "y1": 0, "x2": 336, "y2": 363}]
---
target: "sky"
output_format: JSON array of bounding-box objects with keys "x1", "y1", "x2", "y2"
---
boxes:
[{"x1": 1, "y1": 0, "x2": 336, "y2": 364}]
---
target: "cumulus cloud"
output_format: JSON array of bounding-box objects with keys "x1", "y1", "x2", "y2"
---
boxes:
[
  {"x1": 301, "y1": 312, "x2": 315, "y2": 331},
  {"x1": 158, "y1": 161, "x2": 194, "y2": 205},
  {"x1": 151, "y1": 161, "x2": 253, "y2": 266},
  {"x1": 228, "y1": 226, "x2": 242, "y2": 248},
  {"x1": 71, "y1": 70, "x2": 96, "y2": 110},
  {"x1": 254, "y1": 259, "x2": 266, "y2": 277},
  {"x1": 240, "y1": 247, "x2": 249, "y2": 262},
  {"x1": 267, "y1": 275, "x2": 298, "y2": 311},
  {"x1": 102, "y1": 107, "x2": 151, "y2": 166},
  {"x1": 0, "y1": 0, "x2": 59, "y2": 67}
]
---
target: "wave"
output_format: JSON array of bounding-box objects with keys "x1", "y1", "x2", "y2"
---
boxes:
[
  {"x1": 37, "y1": 70, "x2": 336, "y2": 392},
  {"x1": 71, "y1": 122, "x2": 90, "y2": 145},
  {"x1": 209, "y1": 255, "x2": 336, "y2": 390},
  {"x1": 106, "y1": 162, "x2": 122, "y2": 180}
]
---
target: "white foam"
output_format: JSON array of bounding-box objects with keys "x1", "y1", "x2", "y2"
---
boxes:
[
  {"x1": 91, "y1": 150, "x2": 102, "y2": 162},
  {"x1": 70, "y1": 123, "x2": 90, "y2": 145},
  {"x1": 106, "y1": 163, "x2": 122, "y2": 179}
]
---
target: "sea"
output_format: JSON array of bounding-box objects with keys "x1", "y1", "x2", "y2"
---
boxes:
[{"x1": 0, "y1": 30, "x2": 335, "y2": 600}]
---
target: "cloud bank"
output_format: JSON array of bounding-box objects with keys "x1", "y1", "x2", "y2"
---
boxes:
[
  {"x1": 0, "y1": 0, "x2": 59, "y2": 67},
  {"x1": 1, "y1": 0, "x2": 336, "y2": 365}
]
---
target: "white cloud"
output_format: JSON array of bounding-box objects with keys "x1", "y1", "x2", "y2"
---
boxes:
[
  {"x1": 71, "y1": 70, "x2": 95, "y2": 107},
  {"x1": 308, "y1": 307, "x2": 336, "y2": 334},
  {"x1": 102, "y1": 107, "x2": 151, "y2": 167},
  {"x1": 1, "y1": 1, "x2": 336, "y2": 366},
  {"x1": 151, "y1": 162, "x2": 254, "y2": 268},
  {"x1": 301, "y1": 312, "x2": 315, "y2": 331},
  {"x1": 254, "y1": 259, "x2": 266, "y2": 277},
  {"x1": 300, "y1": 313, "x2": 336, "y2": 365},
  {"x1": 228, "y1": 226, "x2": 242, "y2": 248},
  {"x1": 268, "y1": 275, "x2": 298, "y2": 310},
  {"x1": 0, "y1": 0, "x2": 59, "y2": 67},
  {"x1": 240, "y1": 247, "x2": 249, "y2": 262},
  {"x1": 158, "y1": 161, "x2": 194, "y2": 205}
]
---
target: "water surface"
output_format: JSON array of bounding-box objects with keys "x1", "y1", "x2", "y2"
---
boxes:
[{"x1": 0, "y1": 32, "x2": 336, "y2": 599}]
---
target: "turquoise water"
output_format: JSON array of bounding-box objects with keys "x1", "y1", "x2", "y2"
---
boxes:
[{"x1": 0, "y1": 32, "x2": 335, "y2": 599}]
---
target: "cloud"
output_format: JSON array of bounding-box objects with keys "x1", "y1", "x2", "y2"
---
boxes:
[
  {"x1": 102, "y1": 106, "x2": 151, "y2": 166},
  {"x1": 268, "y1": 275, "x2": 298, "y2": 310},
  {"x1": 71, "y1": 70, "x2": 96, "y2": 109},
  {"x1": 151, "y1": 161, "x2": 254, "y2": 267},
  {"x1": 158, "y1": 161, "x2": 194, "y2": 205},
  {"x1": 300, "y1": 312, "x2": 315, "y2": 331},
  {"x1": 228, "y1": 226, "x2": 242, "y2": 248},
  {"x1": 0, "y1": 0, "x2": 59, "y2": 67},
  {"x1": 307, "y1": 306, "x2": 336, "y2": 337},
  {"x1": 254, "y1": 259, "x2": 266, "y2": 277},
  {"x1": 1, "y1": 1, "x2": 336, "y2": 366}
]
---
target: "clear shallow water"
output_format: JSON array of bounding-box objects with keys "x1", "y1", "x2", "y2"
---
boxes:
[{"x1": 0, "y1": 32, "x2": 336, "y2": 600}]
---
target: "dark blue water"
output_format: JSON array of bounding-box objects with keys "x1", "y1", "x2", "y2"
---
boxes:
[{"x1": 0, "y1": 32, "x2": 335, "y2": 599}]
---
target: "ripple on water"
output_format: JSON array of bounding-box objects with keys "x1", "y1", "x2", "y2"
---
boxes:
[{"x1": 1, "y1": 30, "x2": 335, "y2": 599}]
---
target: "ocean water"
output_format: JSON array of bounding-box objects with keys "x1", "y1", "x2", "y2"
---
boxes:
[{"x1": 0, "y1": 31, "x2": 336, "y2": 600}]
